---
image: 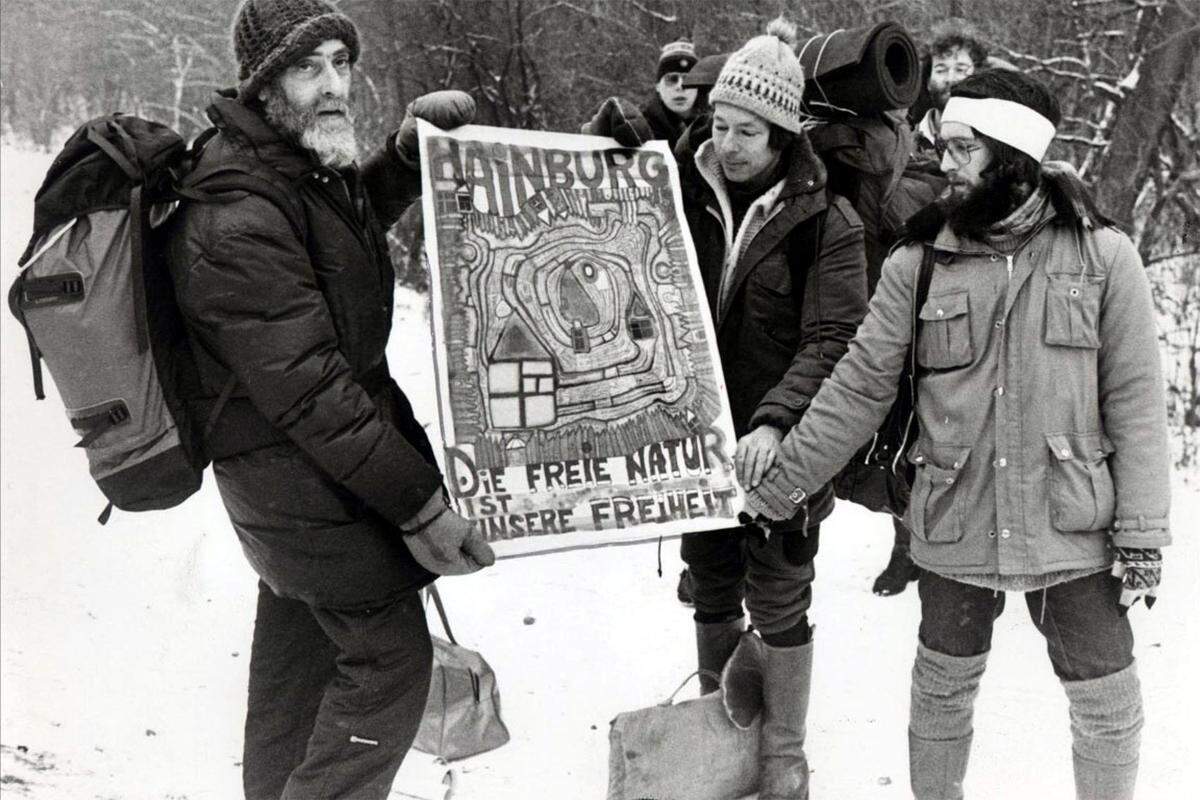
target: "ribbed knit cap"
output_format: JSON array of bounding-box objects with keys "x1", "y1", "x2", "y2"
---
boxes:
[
  {"x1": 657, "y1": 40, "x2": 697, "y2": 79},
  {"x1": 708, "y1": 18, "x2": 805, "y2": 133},
  {"x1": 233, "y1": 0, "x2": 361, "y2": 102}
]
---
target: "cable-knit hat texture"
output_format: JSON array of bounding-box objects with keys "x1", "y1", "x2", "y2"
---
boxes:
[
  {"x1": 708, "y1": 18, "x2": 806, "y2": 133},
  {"x1": 233, "y1": 0, "x2": 360, "y2": 101},
  {"x1": 657, "y1": 40, "x2": 697, "y2": 79}
]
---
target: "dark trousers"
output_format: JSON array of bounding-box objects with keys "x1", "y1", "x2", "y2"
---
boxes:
[
  {"x1": 682, "y1": 525, "x2": 819, "y2": 641},
  {"x1": 917, "y1": 569, "x2": 1134, "y2": 681},
  {"x1": 243, "y1": 581, "x2": 433, "y2": 800}
]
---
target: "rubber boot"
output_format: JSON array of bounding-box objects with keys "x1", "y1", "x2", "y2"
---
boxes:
[
  {"x1": 695, "y1": 617, "x2": 744, "y2": 694},
  {"x1": 909, "y1": 643, "x2": 988, "y2": 800},
  {"x1": 758, "y1": 638, "x2": 814, "y2": 800},
  {"x1": 1062, "y1": 662, "x2": 1143, "y2": 800},
  {"x1": 873, "y1": 545, "x2": 920, "y2": 596}
]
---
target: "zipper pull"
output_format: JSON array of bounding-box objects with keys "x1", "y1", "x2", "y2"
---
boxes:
[{"x1": 1006, "y1": 253, "x2": 1014, "y2": 280}]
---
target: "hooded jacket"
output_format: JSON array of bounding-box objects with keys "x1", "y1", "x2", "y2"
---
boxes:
[
  {"x1": 168, "y1": 94, "x2": 442, "y2": 607},
  {"x1": 679, "y1": 131, "x2": 868, "y2": 529},
  {"x1": 752, "y1": 175, "x2": 1171, "y2": 576}
]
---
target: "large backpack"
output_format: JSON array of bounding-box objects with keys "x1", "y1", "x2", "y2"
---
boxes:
[
  {"x1": 9, "y1": 114, "x2": 303, "y2": 522},
  {"x1": 807, "y1": 112, "x2": 944, "y2": 294}
]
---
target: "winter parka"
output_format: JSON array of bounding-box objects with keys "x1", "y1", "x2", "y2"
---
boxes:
[
  {"x1": 168, "y1": 94, "x2": 443, "y2": 608},
  {"x1": 680, "y1": 132, "x2": 868, "y2": 529},
  {"x1": 755, "y1": 198, "x2": 1172, "y2": 576}
]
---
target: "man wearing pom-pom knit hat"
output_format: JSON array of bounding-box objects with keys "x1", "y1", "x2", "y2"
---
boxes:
[{"x1": 588, "y1": 19, "x2": 870, "y2": 798}]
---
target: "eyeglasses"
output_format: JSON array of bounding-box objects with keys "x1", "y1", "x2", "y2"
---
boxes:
[
  {"x1": 934, "y1": 136, "x2": 983, "y2": 167},
  {"x1": 660, "y1": 72, "x2": 686, "y2": 87}
]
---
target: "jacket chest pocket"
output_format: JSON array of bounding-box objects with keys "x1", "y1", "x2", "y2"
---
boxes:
[
  {"x1": 917, "y1": 290, "x2": 973, "y2": 369},
  {"x1": 748, "y1": 258, "x2": 800, "y2": 347},
  {"x1": 1044, "y1": 276, "x2": 1102, "y2": 348},
  {"x1": 1046, "y1": 432, "x2": 1115, "y2": 531}
]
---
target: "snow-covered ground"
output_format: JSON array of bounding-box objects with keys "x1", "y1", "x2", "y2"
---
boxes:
[{"x1": 2, "y1": 142, "x2": 1198, "y2": 799}]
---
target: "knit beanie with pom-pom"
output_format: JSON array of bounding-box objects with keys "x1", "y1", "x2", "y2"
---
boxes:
[
  {"x1": 708, "y1": 18, "x2": 806, "y2": 133},
  {"x1": 233, "y1": 0, "x2": 360, "y2": 102}
]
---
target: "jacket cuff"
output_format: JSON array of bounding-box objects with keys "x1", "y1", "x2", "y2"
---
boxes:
[
  {"x1": 752, "y1": 467, "x2": 811, "y2": 519},
  {"x1": 341, "y1": 436, "x2": 445, "y2": 527},
  {"x1": 749, "y1": 400, "x2": 806, "y2": 433},
  {"x1": 400, "y1": 489, "x2": 449, "y2": 532},
  {"x1": 1111, "y1": 515, "x2": 1171, "y2": 549},
  {"x1": 387, "y1": 129, "x2": 421, "y2": 171}
]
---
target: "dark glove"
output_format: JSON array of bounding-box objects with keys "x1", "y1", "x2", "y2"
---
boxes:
[
  {"x1": 395, "y1": 89, "x2": 477, "y2": 164},
  {"x1": 402, "y1": 493, "x2": 495, "y2": 576},
  {"x1": 580, "y1": 97, "x2": 653, "y2": 148},
  {"x1": 1111, "y1": 546, "x2": 1161, "y2": 612}
]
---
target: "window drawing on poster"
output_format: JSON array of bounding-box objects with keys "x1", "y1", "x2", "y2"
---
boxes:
[{"x1": 418, "y1": 121, "x2": 742, "y2": 554}]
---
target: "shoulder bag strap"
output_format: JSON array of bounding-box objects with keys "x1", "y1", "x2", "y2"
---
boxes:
[{"x1": 426, "y1": 583, "x2": 458, "y2": 646}]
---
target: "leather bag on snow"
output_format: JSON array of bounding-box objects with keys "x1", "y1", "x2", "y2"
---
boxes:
[
  {"x1": 607, "y1": 670, "x2": 759, "y2": 800},
  {"x1": 413, "y1": 584, "x2": 510, "y2": 761}
]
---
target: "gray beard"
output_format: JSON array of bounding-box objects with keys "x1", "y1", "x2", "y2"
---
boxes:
[{"x1": 263, "y1": 89, "x2": 359, "y2": 169}]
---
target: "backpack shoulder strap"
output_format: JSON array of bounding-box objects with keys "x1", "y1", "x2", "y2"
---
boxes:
[
  {"x1": 179, "y1": 160, "x2": 307, "y2": 241},
  {"x1": 890, "y1": 243, "x2": 937, "y2": 476}
]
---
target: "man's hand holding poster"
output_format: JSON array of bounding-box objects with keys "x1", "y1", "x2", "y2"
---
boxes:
[{"x1": 417, "y1": 121, "x2": 742, "y2": 556}]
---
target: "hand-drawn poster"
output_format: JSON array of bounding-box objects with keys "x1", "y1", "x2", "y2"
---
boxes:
[{"x1": 418, "y1": 121, "x2": 742, "y2": 556}]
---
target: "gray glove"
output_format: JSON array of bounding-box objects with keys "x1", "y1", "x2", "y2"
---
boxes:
[
  {"x1": 402, "y1": 494, "x2": 495, "y2": 576},
  {"x1": 395, "y1": 89, "x2": 477, "y2": 164},
  {"x1": 580, "y1": 97, "x2": 653, "y2": 148}
]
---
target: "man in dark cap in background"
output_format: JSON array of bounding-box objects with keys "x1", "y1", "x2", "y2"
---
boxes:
[
  {"x1": 640, "y1": 39, "x2": 701, "y2": 150},
  {"x1": 168, "y1": 1, "x2": 489, "y2": 797}
]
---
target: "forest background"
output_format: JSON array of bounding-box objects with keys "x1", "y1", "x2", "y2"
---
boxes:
[{"x1": 1, "y1": 0, "x2": 1197, "y2": 466}]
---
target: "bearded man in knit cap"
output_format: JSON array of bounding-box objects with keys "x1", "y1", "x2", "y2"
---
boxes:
[
  {"x1": 746, "y1": 69, "x2": 1169, "y2": 800},
  {"x1": 166, "y1": 1, "x2": 491, "y2": 797},
  {"x1": 587, "y1": 18, "x2": 868, "y2": 799}
]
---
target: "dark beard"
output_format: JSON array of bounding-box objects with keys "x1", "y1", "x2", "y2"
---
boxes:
[{"x1": 942, "y1": 169, "x2": 1024, "y2": 240}]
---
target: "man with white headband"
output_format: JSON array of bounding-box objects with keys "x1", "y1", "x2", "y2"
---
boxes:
[{"x1": 741, "y1": 69, "x2": 1170, "y2": 799}]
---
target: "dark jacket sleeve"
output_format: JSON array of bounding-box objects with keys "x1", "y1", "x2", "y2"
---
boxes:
[
  {"x1": 176, "y1": 194, "x2": 443, "y2": 526},
  {"x1": 750, "y1": 197, "x2": 869, "y2": 431},
  {"x1": 360, "y1": 132, "x2": 424, "y2": 230},
  {"x1": 756, "y1": 243, "x2": 921, "y2": 503}
]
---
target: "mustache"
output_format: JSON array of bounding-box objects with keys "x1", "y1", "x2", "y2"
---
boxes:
[{"x1": 315, "y1": 100, "x2": 351, "y2": 116}]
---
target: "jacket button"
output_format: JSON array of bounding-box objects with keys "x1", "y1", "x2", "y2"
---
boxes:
[
  {"x1": 997, "y1": 458, "x2": 1007, "y2": 467},
  {"x1": 944, "y1": 477, "x2": 954, "y2": 485},
  {"x1": 1061, "y1": 448, "x2": 1071, "y2": 457},
  {"x1": 915, "y1": 455, "x2": 924, "y2": 463},
  {"x1": 1000, "y1": 528, "x2": 1011, "y2": 538},
  {"x1": 987, "y1": 530, "x2": 996, "y2": 538},
  {"x1": 936, "y1": 308, "x2": 945, "y2": 317},
  {"x1": 995, "y1": 320, "x2": 1004, "y2": 328}
]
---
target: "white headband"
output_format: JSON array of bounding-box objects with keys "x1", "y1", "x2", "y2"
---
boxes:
[{"x1": 941, "y1": 96, "x2": 1057, "y2": 163}]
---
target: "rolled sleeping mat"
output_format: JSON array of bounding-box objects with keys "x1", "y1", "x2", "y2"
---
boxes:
[{"x1": 797, "y1": 21, "x2": 921, "y2": 117}]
